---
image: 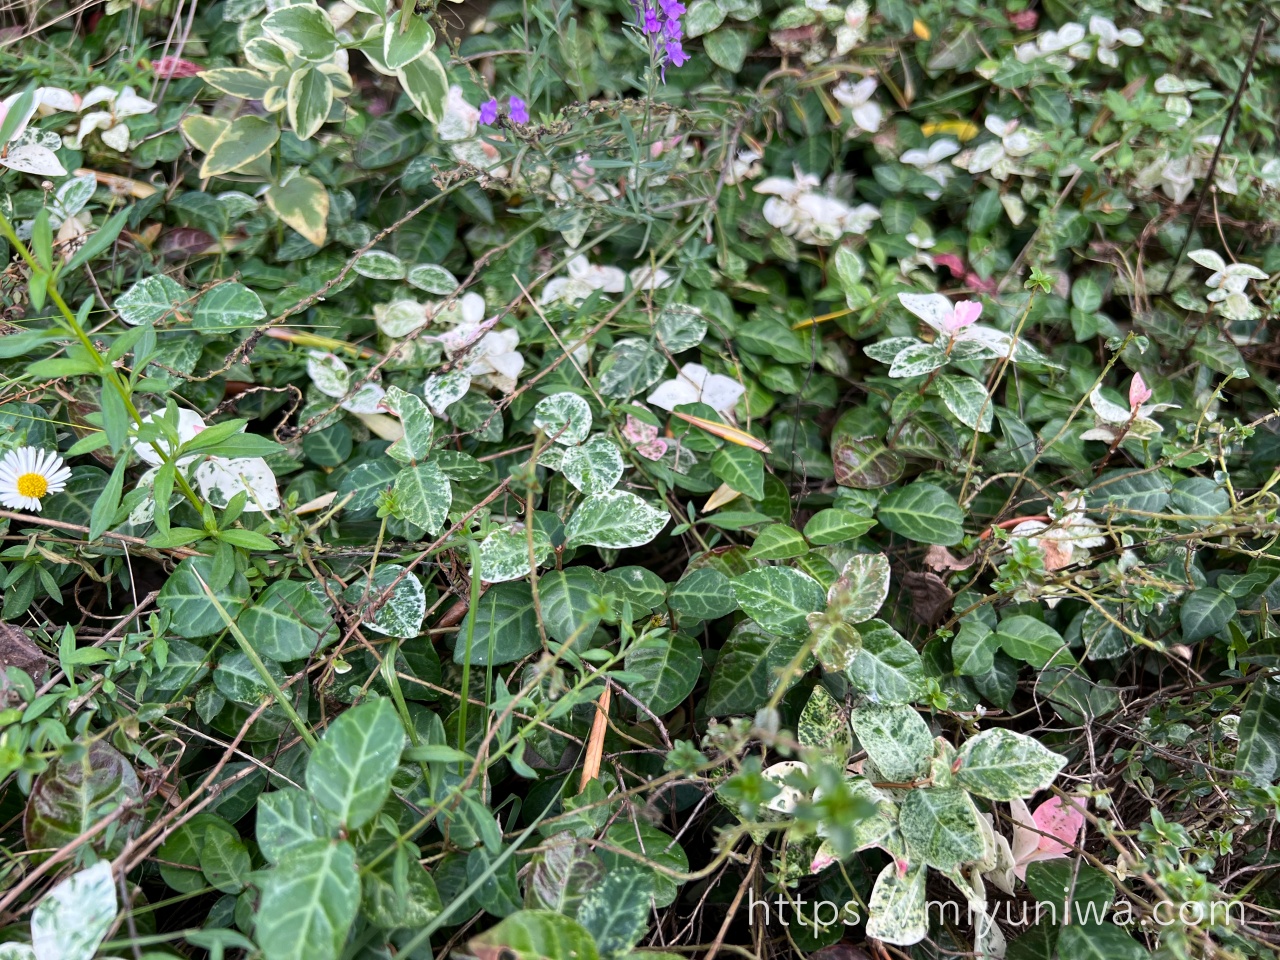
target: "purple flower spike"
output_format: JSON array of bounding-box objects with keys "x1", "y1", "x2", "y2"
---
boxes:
[
  {"x1": 660, "y1": 0, "x2": 686, "y2": 18},
  {"x1": 643, "y1": 4, "x2": 660, "y2": 33},
  {"x1": 509, "y1": 96, "x2": 529, "y2": 124},
  {"x1": 479, "y1": 98, "x2": 499, "y2": 125},
  {"x1": 665, "y1": 39, "x2": 689, "y2": 67}
]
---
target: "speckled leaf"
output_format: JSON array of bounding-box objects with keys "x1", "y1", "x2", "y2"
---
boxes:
[
  {"x1": 847, "y1": 619, "x2": 926, "y2": 704},
  {"x1": 394, "y1": 460, "x2": 452, "y2": 535},
  {"x1": 888, "y1": 341, "x2": 949, "y2": 379},
  {"x1": 865, "y1": 862, "x2": 927, "y2": 946},
  {"x1": 345, "y1": 565, "x2": 426, "y2": 638},
  {"x1": 811, "y1": 619, "x2": 862, "y2": 673},
  {"x1": 731, "y1": 566, "x2": 825, "y2": 637},
  {"x1": 850, "y1": 703, "x2": 932, "y2": 782},
  {"x1": 534, "y1": 392, "x2": 592, "y2": 446},
  {"x1": 954, "y1": 728, "x2": 1067, "y2": 801},
  {"x1": 937, "y1": 374, "x2": 993, "y2": 432},
  {"x1": 565, "y1": 490, "x2": 669, "y2": 550},
  {"x1": 899, "y1": 786, "x2": 986, "y2": 869},
  {"x1": 384, "y1": 386, "x2": 435, "y2": 464},
  {"x1": 30, "y1": 861, "x2": 116, "y2": 960},
  {"x1": 478, "y1": 523, "x2": 552, "y2": 583},
  {"x1": 561, "y1": 437, "x2": 624, "y2": 494},
  {"x1": 827, "y1": 553, "x2": 890, "y2": 624},
  {"x1": 116, "y1": 275, "x2": 184, "y2": 326},
  {"x1": 353, "y1": 250, "x2": 406, "y2": 280},
  {"x1": 798, "y1": 685, "x2": 849, "y2": 750}
]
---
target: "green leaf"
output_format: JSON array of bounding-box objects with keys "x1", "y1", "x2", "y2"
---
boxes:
[
  {"x1": 954, "y1": 728, "x2": 1067, "y2": 800},
  {"x1": 199, "y1": 115, "x2": 280, "y2": 178},
  {"x1": 266, "y1": 174, "x2": 330, "y2": 246},
  {"x1": 1236, "y1": 678, "x2": 1280, "y2": 786},
  {"x1": 158, "y1": 557, "x2": 250, "y2": 639},
  {"x1": 257, "y1": 788, "x2": 327, "y2": 863},
  {"x1": 467, "y1": 910, "x2": 601, "y2": 960},
  {"x1": 667, "y1": 567, "x2": 738, "y2": 620},
  {"x1": 826, "y1": 553, "x2": 890, "y2": 623},
  {"x1": 952, "y1": 621, "x2": 997, "y2": 676},
  {"x1": 287, "y1": 67, "x2": 333, "y2": 139},
  {"x1": 877, "y1": 482, "x2": 965, "y2": 545},
  {"x1": 263, "y1": 3, "x2": 340, "y2": 61},
  {"x1": 731, "y1": 566, "x2": 825, "y2": 637},
  {"x1": 307, "y1": 698, "x2": 405, "y2": 830},
  {"x1": 353, "y1": 250, "x2": 406, "y2": 279},
  {"x1": 803, "y1": 509, "x2": 876, "y2": 545},
  {"x1": 597, "y1": 822, "x2": 687, "y2": 908},
  {"x1": 850, "y1": 703, "x2": 932, "y2": 782},
  {"x1": 238, "y1": 580, "x2": 337, "y2": 661},
  {"x1": 407, "y1": 263, "x2": 458, "y2": 295},
  {"x1": 1056, "y1": 922, "x2": 1148, "y2": 960},
  {"x1": 193, "y1": 281, "x2": 267, "y2": 331},
  {"x1": 847, "y1": 619, "x2": 925, "y2": 704},
  {"x1": 898, "y1": 786, "x2": 986, "y2": 869},
  {"x1": 88, "y1": 457, "x2": 127, "y2": 542},
  {"x1": 385, "y1": 387, "x2": 436, "y2": 464},
  {"x1": 624, "y1": 634, "x2": 702, "y2": 714},
  {"x1": 565, "y1": 490, "x2": 668, "y2": 550},
  {"x1": 995, "y1": 615, "x2": 1073, "y2": 668},
  {"x1": 361, "y1": 845, "x2": 443, "y2": 928},
  {"x1": 30, "y1": 861, "x2": 116, "y2": 960},
  {"x1": 538, "y1": 567, "x2": 606, "y2": 645},
  {"x1": 394, "y1": 460, "x2": 452, "y2": 535},
  {"x1": 710, "y1": 444, "x2": 765, "y2": 499},
  {"x1": 704, "y1": 27, "x2": 753, "y2": 72},
  {"x1": 453, "y1": 582, "x2": 539, "y2": 665},
  {"x1": 256, "y1": 839, "x2": 360, "y2": 960},
  {"x1": 1180, "y1": 588, "x2": 1235, "y2": 642},
  {"x1": 575, "y1": 867, "x2": 654, "y2": 956},
  {"x1": 200, "y1": 827, "x2": 252, "y2": 893},
  {"x1": 747, "y1": 523, "x2": 809, "y2": 561},
  {"x1": 705, "y1": 623, "x2": 802, "y2": 716},
  {"x1": 200, "y1": 67, "x2": 272, "y2": 99},
  {"x1": 1086, "y1": 469, "x2": 1170, "y2": 515}
]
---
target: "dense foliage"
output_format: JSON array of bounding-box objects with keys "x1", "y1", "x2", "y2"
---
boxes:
[{"x1": 0, "y1": 0, "x2": 1278, "y2": 958}]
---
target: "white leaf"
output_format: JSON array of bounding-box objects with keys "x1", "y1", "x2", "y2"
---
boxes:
[
  {"x1": 194, "y1": 457, "x2": 281, "y2": 511},
  {"x1": 31, "y1": 861, "x2": 117, "y2": 960},
  {"x1": 307, "y1": 351, "x2": 350, "y2": 398},
  {"x1": 1187, "y1": 249, "x2": 1227, "y2": 273},
  {"x1": 0, "y1": 143, "x2": 66, "y2": 176}
]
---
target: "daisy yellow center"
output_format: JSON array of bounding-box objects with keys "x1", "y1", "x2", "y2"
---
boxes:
[{"x1": 16, "y1": 472, "x2": 48, "y2": 499}]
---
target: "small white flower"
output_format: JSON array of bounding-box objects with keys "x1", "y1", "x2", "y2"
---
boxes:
[
  {"x1": 900, "y1": 138, "x2": 960, "y2": 199},
  {"x1": 955, "y1": 116, "x2": 1039, "y2": 182},
  {"x1": 834, "y1": 0, "x2": 870, "y2": 54},
  {"x1": 65, "y1": 86, "x2": 156, "y2": 152},
  {"x1": 647, "y1": 363, "x2": 745, "y2": 414},
  {"x1": 1088, "y1": 16, "x2": 1142, "y2": 68},
  {"x1": 629, "y1": 265, "x2": 673, "y2": 293},
  {"x1": 754, "y1": 166, "x2": 879, "y2": 246},
  {"x1": 1013, "y1": 21, "x2": 1087, "y2": 70},
  {"x1": 540, "y1": 256, "x2": 626, "y2": 305},
  {"x1": 0, "y1": 447, "x2": 72, "y2": 512},
  {"x1": 832, "y1": 76, "x2": 882, "y2": 133},
  {"x1": 724, "y1": 149, "x2": 762, "y2": 185}
]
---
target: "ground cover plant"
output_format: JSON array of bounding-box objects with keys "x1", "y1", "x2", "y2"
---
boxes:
[{"x1": 0, "y1": 0, "x2": 1278, "y2": 957}]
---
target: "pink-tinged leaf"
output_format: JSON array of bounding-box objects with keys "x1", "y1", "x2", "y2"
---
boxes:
[
  {"x1": 1007, "y1": 9, "x2": 1038, "y2": 28},
  {"x1": 946, "y1": 300, "x2": 983, "y2": 331},
  {"x1": 1128, "y1": 373, "x2": 1152, "y2": 409},
  {"x1": 635, "y1": 438, "x2": 668, "y2": 461},
  {"x1": 934, "y1": 253, "x2": 966, "y2": 277},
  {"x1": 965, "y1": 272, "x2": 999, "y2": 295},
  {"x1": 158, "y1": 227, "x2": 217, "y2": 260},
  {"x1": 1031, "y1": 796, "x2": 1084, "y2": 855},
  {"x1": 153, "y1": 56, "x2": 202, "y2": 78},
  {"x1": 622, "y1": 413, "x2": 659, "y2": 445},
  {"x1": 810, "y1": 849, "x2": 837, "y2": 874}
]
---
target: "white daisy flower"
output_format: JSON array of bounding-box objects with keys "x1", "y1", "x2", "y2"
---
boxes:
[{"x1": 0, "y1": 447, "x2": 72, "y2": 512}]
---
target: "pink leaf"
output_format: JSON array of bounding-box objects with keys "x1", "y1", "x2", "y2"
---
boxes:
[
  {"x1": 945, "y1": 299, "x2": 983, "y2": 332},
  {"x1": 1032, "y1": 796, "x2": 1085, "y2": 856},
  {"x1": 934, "y1": 253, "x2": 966, "y2": 277},
  {"x1": 153, "y1": 56, "x2": 202, "y2": 78},
  {"x1": 1128, "y1": 373, "x2": 1152, "y2": 410}
]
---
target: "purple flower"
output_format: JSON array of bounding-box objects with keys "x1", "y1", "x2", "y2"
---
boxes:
[
  {"x1": 643, "y1": 4, "x2": 660, "y2": 33},
  {"x1": 660, "y1": 0, "x2": 686, "y2": 18},
  {"x1": 665, "y1": 38, "x2": 689, "y2": 67},
  {"x1": 479, "y1": 98, "x2": 499, "y2": 125},
  {"x1": 663, "y1": 17, "x2": 682, "y2": 40},
  {"x1": 509, "y1": 96, "x2": 529, "y2": 124}
]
